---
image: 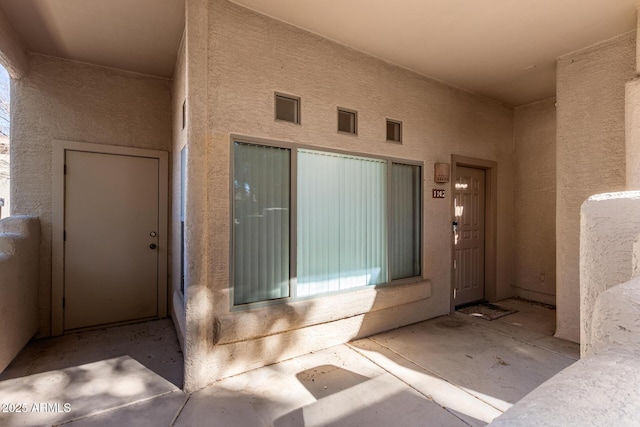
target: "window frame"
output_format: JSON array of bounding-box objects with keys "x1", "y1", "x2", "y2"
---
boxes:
[
  {"x1": 389, "y1": 161, "x2": 423, "y2": 280},
  {"x1": 180, "y1": 146, "x2": 187, "y2": 298},
  {"x1": 182, "y1": 100, "x2": 186, "y2": 130},
  {"x1": 337, "y1": 107, "x2": 358, "y2": 135},
  {"x1": 274, "y1": 92, "x2": 301, "y2": 125},
  {"x1": 229, "y1": 134, "x2": 423, "y2": 310},
  {"x1": 386, "y1": 118, "x2": 403, "y2": 143}
]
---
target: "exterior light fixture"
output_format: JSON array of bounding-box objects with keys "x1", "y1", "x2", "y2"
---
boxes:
[{"x1": 434, "y1": 163, "x2": 450, "y2": 183}]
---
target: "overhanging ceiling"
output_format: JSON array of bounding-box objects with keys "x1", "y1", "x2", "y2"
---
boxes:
[
  {"x1": 0, "y1": 0, "x2": 636, "y2": 105},
  {"x1": 0, "y1": 0, "x2": 185, "y2": 78},
  {"x1": 231, "y1": 0, "x2": 639, "y2": 106}
]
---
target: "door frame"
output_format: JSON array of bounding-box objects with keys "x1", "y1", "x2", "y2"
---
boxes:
[
  {"x1": 52, "y1": 140, "x2": 169, "y2": 335},
  {"x1": 450, "y1": 155, "x2": 497, "y2": 313}
]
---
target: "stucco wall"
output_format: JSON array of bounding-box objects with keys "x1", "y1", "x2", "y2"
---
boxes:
[
  {"x1": 0, "y1": 216, "x2": 39, "y2": 372},
  {"x1": 626, "y1": 78, "x2": 640, "y2": 190},
  {"x1": 182, "y1": 0, "x2": 515, "y2": 390},
  {"x1": 555, "y1": 32, "x2": 636, "y2": 342},
  {"x1": 171, "y1": 33, "x2": 187, "y2": 348},
  {"x1": 11, "y1": 54, "x2": 172, "y2": 336},
  {"x1": 513, "y1": 99, "x2": 556, "y2": 305},
  {"x1": 590, "y1": 276, "x2": 640, "y2": 357},
  {"x1": 580, "y1": 191, "x2": 640, "y2": 355}
]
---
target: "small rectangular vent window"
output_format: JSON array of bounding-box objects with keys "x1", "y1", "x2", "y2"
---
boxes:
[
  {"x1": 275, "y1": 93, "x2": 300, "y2": 124},
  {"x1": 386, "y1": 119, "x2": 402, "y2": 143},
  {"x1": 338, "y1": 108, "x2": 357, "y2": 135}
]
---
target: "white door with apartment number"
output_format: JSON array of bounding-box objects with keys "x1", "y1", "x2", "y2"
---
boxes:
[
  {"x1": 453, "y1": 166, "x2": 486, "y2": 306},
  {"x1": 63, "y1": 150, "x2": 160, "y2": 330}
]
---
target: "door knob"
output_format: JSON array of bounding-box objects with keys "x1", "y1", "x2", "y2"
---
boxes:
[{"x1": 150, "y1": 244, "x2": 157, "y2": 250}]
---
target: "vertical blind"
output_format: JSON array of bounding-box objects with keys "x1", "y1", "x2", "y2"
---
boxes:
[
  {"x1": 233, "y1": 143, "x2": 290, "y2": 305},
  {"x1": 233, "y1": 141, "x2": 422, "y2": 306},
  {"x1": 390, "y1": 163, "x2": 421, "y2": 280},
  {"x1": 297, "y1": 149, "x2": 387, "y2": 297}
]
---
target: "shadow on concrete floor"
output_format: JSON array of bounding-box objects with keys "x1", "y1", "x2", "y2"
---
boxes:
[
  {"x1": 0, "y1": 318, "x2": 183, "y2": 388},
  {"x1": 0, "y1": 299, "x2": 579, "y2": 427}
]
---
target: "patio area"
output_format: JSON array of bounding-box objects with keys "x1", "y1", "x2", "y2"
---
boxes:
[{"x1": 0, "y1": 298, "x2": 578, "y2": 426}]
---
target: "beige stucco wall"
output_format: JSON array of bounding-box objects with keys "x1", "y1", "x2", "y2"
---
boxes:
[
  {"x1": 182, "y1": 0, "x2": 515, "y2": 391},
  {"x1": 626, "y1": 78, "x2": 640, "y2": 190},
  {"x1": 0, "y1": 216, "x2": 39, "y2": 372},
  {"x1": 11, "y1": 54, "x2": 172, "y2": 336},
  {"x1": 580, "y1": 191, "x2": 640, "y2": 355},
  {"x1": 513, "y1": 99, "x2": 557, "y2": 305},
  {"x1": 555, "y1": 32, "x2": 636, "y2": 342},
  {"x1": 590, "y1": 275, "x2": 640, "y2": 357}
]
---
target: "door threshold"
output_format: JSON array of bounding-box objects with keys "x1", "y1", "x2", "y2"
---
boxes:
[
  {"x1": 454, "y1": 299, "x2": 488, "y2": 310},
  {"x1": 63, "y1": 316, "x2": 161, "y2": 334}
]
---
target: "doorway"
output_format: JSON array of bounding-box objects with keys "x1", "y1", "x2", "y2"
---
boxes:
[
  {"x1": 52, "y1": 141, "x2": 168, "y2": 335},
  {"x1": 451, "y1": 156, "x2": 497, "y2": 311},
  {"x1": 453, "y1": 166, "x2": 485, "y2": 305}
]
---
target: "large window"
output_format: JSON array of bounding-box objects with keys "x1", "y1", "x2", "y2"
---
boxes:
[
  {"x1": 233, "y1": 143, "x2": 291, "y2": 305},
  {"x1": 297, "y1": 149, "x2": 387, "y2": 297},
  {"x1": 232, "y1": 140, "x2": 422, "y2": 306},
  {"x1": 390, "y1": 163, "x2": 422, "y2": 280}
]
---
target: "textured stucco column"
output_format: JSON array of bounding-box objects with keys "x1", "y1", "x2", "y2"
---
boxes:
[
  {"x1": 182, "y1": 0, "x2": 212, "y2": 393},
  {"x1": 637, "y1": 6, "x2": 640, "y2": 75},
  {"x1": 580, "y1": 191, "x2": 640, "y2": 356},
  {"x1": 556, "y1": 33, "x2": 635, "y2": 343},
  {"x1": 626, "y1": 78, "x2": 640, "y2": 190}
]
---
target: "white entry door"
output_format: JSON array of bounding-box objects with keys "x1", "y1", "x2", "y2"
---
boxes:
[
  {"x1": 453, "y1": 166, "x2": 486, "y2": 306},
  {"x1": 64, "y1": 150, "x2": 160, "y2": 331}
]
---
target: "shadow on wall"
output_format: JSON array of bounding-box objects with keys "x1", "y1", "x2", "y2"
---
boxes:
[{"x1": 198, "y1": 277, "x2": 432, "y2": 387}]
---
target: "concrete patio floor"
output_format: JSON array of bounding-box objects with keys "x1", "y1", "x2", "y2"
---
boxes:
[{"x1": 0, "y1": 298, "x2": 578, "y2": 426}]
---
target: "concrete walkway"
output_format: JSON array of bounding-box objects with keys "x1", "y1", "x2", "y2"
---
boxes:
[{"x1": 0, "y1": 299, "x2": 578, "y2": 426}]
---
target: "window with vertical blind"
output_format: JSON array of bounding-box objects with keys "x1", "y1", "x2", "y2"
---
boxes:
[
  {"x1": 297, "y1": 149, "x2": 387, "y2": 297},
  {"x1": 232, "y1": 139, "x2": 422, "y2": 306},
  {"x1": 233, "y1": 143, "x2": 291, "y2": 305},
  {"x1": 390, "y1": 163, "x2": 422, "y2": 280}
]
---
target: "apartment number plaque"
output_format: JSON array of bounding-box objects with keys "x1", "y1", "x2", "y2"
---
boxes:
[{"x1": 432, "y1": 189, "x2": 445, "y2": 198}]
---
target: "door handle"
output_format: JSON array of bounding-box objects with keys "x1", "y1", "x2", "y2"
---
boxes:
[
  {"x1": 150, "y1": 244, "x2": 157, "y2": 250},
  {"x1": 452, "y1": 221, "x2": 458, "y2": 234}
]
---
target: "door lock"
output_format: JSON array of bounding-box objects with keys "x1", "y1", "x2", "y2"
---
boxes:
[
  {"x1": 149, "y1": 244, "x2": 157, "y2": 250},
  {"x1": 150, "y1": 231, "x2": 157, "y2": 237}
]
